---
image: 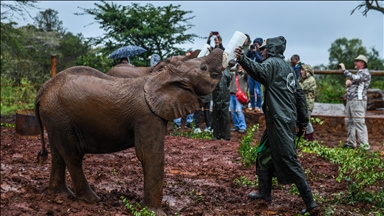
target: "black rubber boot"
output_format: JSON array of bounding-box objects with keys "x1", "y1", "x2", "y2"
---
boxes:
[
  {"x1": 296, "y1": 180, "x2": 318, "y2": 214},
  {"x1": 248, "y1": 169, "x2": 272, "y2": 201}
]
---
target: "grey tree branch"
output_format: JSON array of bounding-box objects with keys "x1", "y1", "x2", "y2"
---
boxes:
[{"x1": 351, "y1": 0, "x2": 384, "y2": 16}]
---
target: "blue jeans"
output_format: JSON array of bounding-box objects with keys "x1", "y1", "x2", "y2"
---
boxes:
[
  {"x1": 248, "y1": 76, "x2": 262, "y2": 108},
  {"x1": 230, "y1": 95, "x2": 246, "y2": 130},
  {"x1": 174, "y1": 114, "x2": 194, "y2": 126}
]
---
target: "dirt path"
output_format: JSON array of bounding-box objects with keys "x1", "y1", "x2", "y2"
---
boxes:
[{"x1": 1, "y1": 117, "x2": 383, "y2": 215}]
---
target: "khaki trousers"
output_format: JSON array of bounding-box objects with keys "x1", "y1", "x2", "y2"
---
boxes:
[{"x1": 344, "y1": 99, "x2": 370, "y2": 150}]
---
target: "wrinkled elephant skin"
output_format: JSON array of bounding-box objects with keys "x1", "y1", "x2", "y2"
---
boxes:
[
  {"x1": 106, "y1": 49, "x2": 201, "y2": 78},
  {"x1": 35, "y1": 48, "x2": 223, "y2": 215}
]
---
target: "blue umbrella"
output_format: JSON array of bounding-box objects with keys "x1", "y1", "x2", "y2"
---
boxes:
[{"x1": 109, "y1": 45, "x2": 147, "y2": 63}]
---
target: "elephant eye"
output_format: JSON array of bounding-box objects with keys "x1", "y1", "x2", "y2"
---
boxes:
[{"x1": 200, "y1": 64, "x2": 207, "y2": 71}]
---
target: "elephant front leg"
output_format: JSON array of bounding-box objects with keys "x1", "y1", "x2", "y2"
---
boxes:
[
  {"x1": 142, "y1": 154, "x2": 164, "y2": 213},
  {"x1": 135, "y1": 142, "x2": 165, "y2": 215}
]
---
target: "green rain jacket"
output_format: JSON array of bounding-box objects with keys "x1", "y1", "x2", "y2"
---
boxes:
[
  {"x1": 211, "y1": 67, "x2": 231, "y2": 140},
  {"x1": 238, "y1": 36, "x2": 309, "y2": 184}
]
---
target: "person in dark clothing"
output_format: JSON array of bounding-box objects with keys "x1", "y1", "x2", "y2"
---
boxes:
[
  {"x1": 193, "y1": 94, "x2": 212, "y2": 133},
  {"x1": 207, "y1": 32, "x2": 231, "y2": 140},
  {"x1": 207, "y1": 31, "x2": 225, "y2": 51},
  {"x1": 234, "y1": 36, "x2": 318, "y2": 214},
  {"x1": 211, "y1": 65, "x2": 232, "y2": 140},
  {"x1": 246, "y1": 38, "x2": 264, "y2": 112},
  {"x1": 291, "y1": 54, "x2": 302, "y2": 79}
]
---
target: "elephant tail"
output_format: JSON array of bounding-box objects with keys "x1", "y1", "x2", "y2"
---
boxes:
[{"x1": 35, "y1": 100, "x2": 48, "y2": 165}]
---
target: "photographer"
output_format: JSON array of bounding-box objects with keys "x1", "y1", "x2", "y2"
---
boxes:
[
  {"x1": 339, "y1": 55, "x2": 371, "y2": 150},
  {"x1": 207, "y1": 31, "x2": 225, "y2": 51},
  {"x1": 245, "y1": 38, "x2": 264, "y2": 113}
]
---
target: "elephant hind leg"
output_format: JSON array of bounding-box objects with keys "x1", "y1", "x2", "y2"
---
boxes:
[
  {"x1": 65, "y1": 159, "x2": 100, "y2": 203},
  {"x1": 48, "y1": 137, "x2": 74, "y2": 198}
]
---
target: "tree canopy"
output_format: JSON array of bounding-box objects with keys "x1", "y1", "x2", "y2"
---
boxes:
[
  {"x1": 34, "y1": 9, "x2": 64, "y2": 33},
  {"x1": 76, "y1": 1, "x2": 200, "y2": 66},
  {"x1": 328, "y1": 37, "x2": 384, "y2": 70}
]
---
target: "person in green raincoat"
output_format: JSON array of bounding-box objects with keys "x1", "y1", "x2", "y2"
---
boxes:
[{"x1": 234, "y1": 36, "x2": 318, "y2": 214}]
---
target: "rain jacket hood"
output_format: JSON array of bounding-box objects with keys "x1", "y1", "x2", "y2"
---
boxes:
[
  {"x1": 265, "y1": 36, "x2": 286, "y2": 59},
  {"x1": 300, "y1": 64, "x2": 314, "y2": 79}
]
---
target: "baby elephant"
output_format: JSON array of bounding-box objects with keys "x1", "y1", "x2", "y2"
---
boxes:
[{"x1": 35, "y1": 48, "x2": 224, "y2": 215}]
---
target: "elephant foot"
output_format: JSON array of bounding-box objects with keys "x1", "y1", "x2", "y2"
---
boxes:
[
  {"x1": 48, "y1": 185, "x2": 75, "y2": 199},
  {"x1": 76, "y1": 189, "x2": 101, "y2": 203},
  {"x1": 147, "y1": 207, "x2": 165, "y2": 216},
  {"x1": 140, "y1": 201, "x2": 165, "y2": 216}
]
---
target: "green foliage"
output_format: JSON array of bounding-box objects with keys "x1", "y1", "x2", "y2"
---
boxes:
[
  {"x1": 33, "y1": 9, "x2": 64, "y2": 33},
  {"x1": 328, "y1": 37, "x2": 384, "y2": 70},
  {"x1": 169, "y1": 122, "x2": 214, "y2": 140},
  {"x1": 288, "y1": 184, "x2": 300, "y2": 196},
  {"x1": 298, "y1": 140, "x2": 384, "y2": 208},
  {"x1": 1, "y1": 77, "x2": 36, "y2": 115},
  {"x1": 314, "y1": 74, "x2": 346, "y2": 103},
  {"x1": 75, "y1": 46, "x2": 115, "y2": 73},
  {"x1": 310, "y1": 117, "x2": 323, "y2": 125},
  {"x1": 1, "y1": 0, "x2": 38, "y2": 21},
  {"x1": 1, "y1": 123, "x2": 15, "y2": 128},
  {"x1": 234, "y1": 176, "x2": 257, "y2": 187},
  {"x1": 185, "y1": 189, "x2": 203, "y2": 203},
  {"x1": 237, "y1": 125, "x2": 259, "y2": 168},
  {"x1": 76, "y1": 1, "x2": 200, "y2": 66},
  {"x1": 120, "y1": 196, "x2": 155, "y2": 216}
]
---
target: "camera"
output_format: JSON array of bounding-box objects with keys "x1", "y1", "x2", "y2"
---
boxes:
[
  {"x1": 212, "y1": 31, "x2": 219, "y2": 35},
  {"x1": 338, "y1": 64, "x2": 342, "y2": 69}
]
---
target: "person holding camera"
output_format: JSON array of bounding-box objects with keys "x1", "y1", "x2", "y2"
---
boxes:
[
  {"x1": 339, "y1": 55, "x2": 371, "y2": 150},
  {"x1": 290, "y1": 54, "x2": 302, "y2": 79},
  {"x1": 245, "y1": 38, "x2": 264, "y2": 113},
  {"x1": 207, "y1": 31, "x2": 225, "y2": 51},
  {"x1": 234, "y1": 36, "x2": 317, "y2": 214}
]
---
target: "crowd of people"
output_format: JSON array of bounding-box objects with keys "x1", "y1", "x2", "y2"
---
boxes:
[{"x1": 169, "y1": 31, "x2": 372, "y2": 214}]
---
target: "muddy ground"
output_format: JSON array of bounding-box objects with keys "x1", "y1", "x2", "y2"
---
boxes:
[{"x1": 1, "y1": 112, "x2": 383, "y2": 216}]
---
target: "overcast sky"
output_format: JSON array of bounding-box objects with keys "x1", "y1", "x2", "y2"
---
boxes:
[{"x1": 10, "y1": 1, "x2": 384, "y2": 67}]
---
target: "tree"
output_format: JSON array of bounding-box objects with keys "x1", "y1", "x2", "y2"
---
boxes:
[
  {"x1": 76, "y1": 1, "x2": 200, "y2": 66},
  {"x1": 328, "y1": 38, "x2": 367, "y2": 70},
  {"x1": 34, "y1": 9, "x2": 65, "y2": 33},
  {"x1": 328, "y1": 37, "x2": 384, "y2": 70},
  {"x1": 1, "y1": 0, "x2": 39, "y2": 21},
  {"x1": 351, "y1": 0, "x2": 384, "y2": 16}
]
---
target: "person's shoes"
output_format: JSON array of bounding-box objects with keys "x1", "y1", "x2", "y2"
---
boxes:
[
  {"x1": 296, "y1": 180, "x2": 318, "y2": 214},
  {"x1": 247, "y1": 107, "x2": 254, "y2": 112},
  {"x1": 342, "y1": 144, "x2": 355, "y2": 149},
  {"x1": 248, "y1": 170, "x2": 272, "y2": 201},
  {"x1": 238, "y1": 129, "x2": 246, "y2": 133},
  {"x1": 231, "y1": 127, "x2": 239, "y2": 132},
  {"x1": 172, "y1": 124, "x2": 181, "y2": 130},
  {"x1": 204, "y1": 126, "x2": 212, "y2": 132},
  {"x1": 194, "y1": 128, "x2": 201, "y2": 133},
  {"x1": 254, "y1": 107, "x2": 261, "y2": 113},
  {"x1": 186, "y1": 123, "x2": 193, "y2": 129}
]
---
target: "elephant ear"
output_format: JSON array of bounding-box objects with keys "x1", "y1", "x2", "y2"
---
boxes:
[{"x1": 144, "y1": 65, "x2": 203, "y2": 121}]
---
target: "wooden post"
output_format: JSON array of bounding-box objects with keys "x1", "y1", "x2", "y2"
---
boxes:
[
  {"x1": 51, "y1": 54, "x2": 56, "y2": 77},
  {"x1": 314, "y1": 70, "x2": 384, "y2": 76}
]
